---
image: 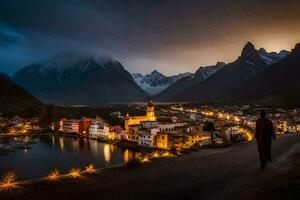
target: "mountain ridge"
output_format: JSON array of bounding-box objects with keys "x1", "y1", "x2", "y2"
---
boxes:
[{"x1": 12, "y1": 52, "x2": 147, "y2": 105}]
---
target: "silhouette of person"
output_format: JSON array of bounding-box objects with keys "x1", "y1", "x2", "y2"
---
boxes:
[{"x1": 255, "y1": 110, "x2": 276, "y2": 169}]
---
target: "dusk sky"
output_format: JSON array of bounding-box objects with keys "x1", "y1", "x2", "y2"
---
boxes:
[{"x1": 1, "y1": 0, "x2": 300, "y2": 75}]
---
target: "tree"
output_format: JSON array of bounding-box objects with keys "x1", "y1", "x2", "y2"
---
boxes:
[
  {"x1": 39, "y1": 105, "x2": 59, "y2": 130},
  {"x1": 203, "y1": 121, "x2": 215, "y2": 131}
]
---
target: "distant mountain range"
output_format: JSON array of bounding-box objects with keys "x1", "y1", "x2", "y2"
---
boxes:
[
  {"x1": 155, "y1": 42, "x2": 297, "y2": 106},
  {"x1": 6, "y1": 41, "x2": 299, "y2": 108},
  {"x1": 132, "y1": 70, "x2": 192, "y2": 95},
  {"x1": 154, "y1": 62, "x2": 225, "y2": 101},
  {"x1": 12, "y1": 52, "x2": 147, "y2": 104},
  {"x1": 0, "y1": 73, "x2": 42, "y2": 116}
]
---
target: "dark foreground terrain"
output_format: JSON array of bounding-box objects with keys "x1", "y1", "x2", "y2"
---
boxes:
[{"x1": 1, "y1": 134, "x2": 300, "y2": 200}]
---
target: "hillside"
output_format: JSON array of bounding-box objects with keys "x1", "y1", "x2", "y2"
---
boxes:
[{"x1": 0, "y1": 74, "x2": 43, "y2": 116}]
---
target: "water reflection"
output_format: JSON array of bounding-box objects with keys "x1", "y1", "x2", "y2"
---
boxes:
[
  {"x1": 72, "y1": 138, "x2": 79, "y2": 150},
  {"x1": 103, "y1": 144, "x2": 110, "y2": 163},
  {"x1": 0, "y1": 134, "x2": 138, "y2": 179},
  {"x1": 59, "y1": 136, "x2": 64, "y2": 150},
  {"x1": 123, "y1": 149, "x2": 141, "y2": 163}
]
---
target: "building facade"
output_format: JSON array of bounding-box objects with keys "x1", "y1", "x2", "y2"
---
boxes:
[{"x1": 125, "y1": 101, "x2": 156, "y2": 132}]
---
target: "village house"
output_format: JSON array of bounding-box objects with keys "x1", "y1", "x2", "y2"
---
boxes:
[
  {"x1": 60, "y1": 117, "x2": 92, "y2": 134},
  {"x1": 186, "y1": 131, "x2": 211, "y2": 146},
  {"x1": 126, "y1": 124, "x2": 140, "y2": 143},
  {"x1": 60, "y1": 119, "x2": 80, "y2": 133},
  {"x1": 138, "y1": 128, "x2": 159, "y2": 148},
  {"x1": 89, "y1": 119, "x2": 109, "y2": 139},
  {"x1": 156, "y1": 132, "x2": 171, "y2": 150},
  {"x1": 109, "y1": 125, "x2": 125, "y2": 140}
]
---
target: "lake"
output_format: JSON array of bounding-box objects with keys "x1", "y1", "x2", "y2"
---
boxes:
[{"x1": 0, "y1": 134, "x2": 139, "y2": 180}]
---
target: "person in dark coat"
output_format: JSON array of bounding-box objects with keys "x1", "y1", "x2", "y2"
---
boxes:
[{"x1": 255, "y1": 110, "x2": 276, "y2": 169}]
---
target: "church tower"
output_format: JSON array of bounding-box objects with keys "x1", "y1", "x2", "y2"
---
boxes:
[{"x1": 146, "y1": 101, "x2": 156, "y2": 121}]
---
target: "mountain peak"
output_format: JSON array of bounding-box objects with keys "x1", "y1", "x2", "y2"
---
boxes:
[
  {"x1": 258, "y1": 48, "x2": 267, "y2": 54},
  {"x1": 292, "y1": 43, "x2": 300, "y2": 54},
  {"x1": 216, "y1": 62, "x2": 226, "y2": 67},
  {"x1": 151, "y1": 69, "x2": 162, "y2": 75},
  {"x1": 241, "y1": 42, "x2": 256, "y2": 58}
]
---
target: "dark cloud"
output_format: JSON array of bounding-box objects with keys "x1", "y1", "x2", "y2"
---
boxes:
[{"x1": 0, "y1": 0, "x2": 300, "y2": 75}]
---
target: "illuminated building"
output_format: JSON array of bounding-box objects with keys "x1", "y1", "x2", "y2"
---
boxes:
[
  {"x1": 60, "y1": 118, "x2": 91, "y2": 134},
  {"x1": 60, "y1": 119, "x2": 80, "y2": 133},
  {"x1": 297, "y1": 124, "x2": 300, "y2": 132},
  {"x1": 171, "y1": 133, "x2": 189, "y2": 150},
  {"x1": 138, "y1": 128, "x2": 159, "y2": 148},
  {"x1": 156, "y1": 132, "x2": 170, "y2": 150},
  {"x1": 79, "y1": 117, "x2": 92, "y2": 134},
  {"x1": 157, "y1": 122, "x2": 186, "y2": 132},
  {"x1": 89, "y1": 119, "x2": 109, "y2": 139},
  {"x1": 124, "y1": 101, "x2": 156, "y2": 133},
  {"x1": 276, "y1": 120, "x2": 288, "y2": 134},
  {"x1": 156, "y1": 131, "x2": 188, "y2": 151},
  {"x1": 109, "y1": 125, "x2": 125, "y2": 140},
  {"x1": 287, "y1": 122, "x2": 297, "y2": 133},
  {"x1": 186, "y1": 131, "x2": 211, "y2": 146},
  {"x1": 126, "y1": 124, "x2": 140, "y2": 143}
]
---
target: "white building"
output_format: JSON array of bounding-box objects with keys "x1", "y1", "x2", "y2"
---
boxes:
[
  {"x1": 89, "y1": 120, "x2": 109, "y2": 139},
  {"x1": 138, "y1": 128, "x2": 159, "y2": 148},
  {"x1": 190, "y1": 114, "x2": 197, "y2": 121}
]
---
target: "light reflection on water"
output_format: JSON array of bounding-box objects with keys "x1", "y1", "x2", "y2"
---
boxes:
[{"x1": 0, "y1": 134, "x2": 139, "y2": 179}]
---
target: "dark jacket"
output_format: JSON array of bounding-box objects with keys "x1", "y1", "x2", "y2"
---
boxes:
[{"x1": 255, "y1": 117, "x2": 276, "y2": 146}]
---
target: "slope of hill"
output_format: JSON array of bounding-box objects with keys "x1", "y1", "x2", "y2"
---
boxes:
[
  {"x1": 0, "y1": 74, "x2": 43, "y2": 116},
  {"x1": 12, "y1": 52, "x2": 147, "y2": 105}
]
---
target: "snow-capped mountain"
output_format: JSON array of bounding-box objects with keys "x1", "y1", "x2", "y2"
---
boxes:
[
  {"x1": 153, "y1": 62, "x2": 225, "y2": 101},
  {"x1": 258, "y1": 48, "x2": 290, "y2": 65},
  {"x1": 195, "y1": 62, "x2": 225, "y2": 81},
  {"x1": 13, "y1": 51, "x2": 147, "y2": 104},
  {"x1": 132, "y1": 70, "x2": 192, "y2": 95}
]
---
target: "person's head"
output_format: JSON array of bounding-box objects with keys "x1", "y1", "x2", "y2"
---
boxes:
[{"x1": 260, "y1": 110, "x2": 267, "y2": 118}]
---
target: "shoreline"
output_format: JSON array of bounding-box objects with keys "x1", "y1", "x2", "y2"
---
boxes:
[{"x1": 1, "y1": 134, "x2": 300, "y2": 199}]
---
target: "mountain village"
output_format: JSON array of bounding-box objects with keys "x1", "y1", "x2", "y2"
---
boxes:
[{"x1": 59, "y1": 103, "x2": 300, "y2": 150}]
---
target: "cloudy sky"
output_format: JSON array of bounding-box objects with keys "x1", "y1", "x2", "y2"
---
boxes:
[{"x1": 1, "y1": 0, "x2": 300, "y2": 75}]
